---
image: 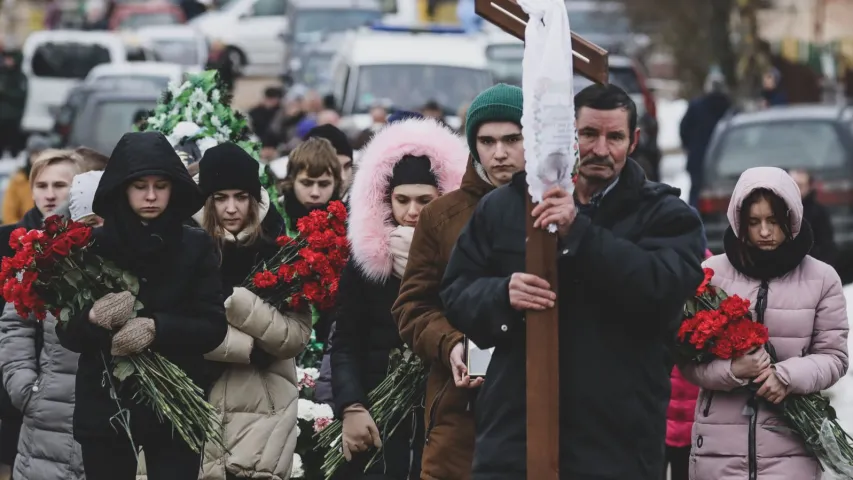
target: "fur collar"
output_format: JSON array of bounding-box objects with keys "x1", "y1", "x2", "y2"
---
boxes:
[
  {"x1": 191, "y1": 185, "x2": 272, "y2": 243},
  {"x1": 347, "y1": 118, "x2": 468, "y2": 282}
]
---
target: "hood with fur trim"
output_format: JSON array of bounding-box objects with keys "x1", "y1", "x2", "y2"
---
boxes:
[{"x1": 348, "y1": 118, "x2": 467, "y2": 282}]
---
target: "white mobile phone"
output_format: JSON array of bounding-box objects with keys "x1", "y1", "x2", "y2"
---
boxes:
[{"x1": 465, "y1": 338, "x2": 494, "y2": 378}]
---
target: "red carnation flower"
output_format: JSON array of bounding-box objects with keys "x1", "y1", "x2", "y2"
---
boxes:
[
  {"x1": 252, "y1": 271, "x2": 278, "y2": 289},
  {"x1": 327, "y1": 201, "x2": 347, "y2": 222},
  {"x1": 276, "y1": 235, "x2": 294, "y2": 247},
  {"x1": 8, "y1": 228, "x2": 26, "y2": 250},
  {"x1": 696, "y1": 267, "x2": 714, "y2": 296},
  {"x1": 720, "y1": 295, "x2": 750, "y2": 319}
]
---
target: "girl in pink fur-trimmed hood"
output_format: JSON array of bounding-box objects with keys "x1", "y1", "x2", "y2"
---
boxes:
[{"x1": 329, "y1": 117, "x2": 466, "y2": 479}]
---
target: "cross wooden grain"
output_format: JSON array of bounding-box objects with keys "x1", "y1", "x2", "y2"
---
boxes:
[{"x1": 474, "y1": 0, "x2": 609, "y2": 478}]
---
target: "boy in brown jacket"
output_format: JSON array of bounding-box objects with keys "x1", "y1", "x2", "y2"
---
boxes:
[{"x1": 392, "y1": 84, "x2": 524, "y2": 479}]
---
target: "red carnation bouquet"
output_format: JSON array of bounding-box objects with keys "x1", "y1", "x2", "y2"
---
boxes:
[
  {"x1": 0, "y1": 215, "x2": 222, "y2": 453},
  {"x1": 243, "y1": 200, "x2": 348, "y2": 320},
  {"x1": 679, "y1": 268, "x2": 853, "y2": 475}
]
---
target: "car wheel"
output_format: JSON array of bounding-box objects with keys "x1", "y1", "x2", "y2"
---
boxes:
[{"x1": 226, "y1": 47, "x2": 246, "y2": 77}]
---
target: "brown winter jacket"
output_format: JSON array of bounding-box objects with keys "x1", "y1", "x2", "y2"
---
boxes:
[{"x1": 392, "y1": 157, "x2": 494, "y2": 480}]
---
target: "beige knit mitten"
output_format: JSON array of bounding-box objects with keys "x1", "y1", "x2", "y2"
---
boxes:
[
  {"x1": 89, "y1": 292, "x2": 136, "y2": 330},
  {"x1": 111, "y1": 317, "x2": 155, "y2": 357}
]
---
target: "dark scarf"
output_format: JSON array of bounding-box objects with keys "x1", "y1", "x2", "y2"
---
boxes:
[
  {"x1": 100, "y1": 197, "x2": 184, "y2": 272},
  {"x1": 723, "y1": 220, "x2": 814, "y2": 280}
]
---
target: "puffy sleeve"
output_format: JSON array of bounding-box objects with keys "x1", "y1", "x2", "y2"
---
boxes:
[
  {"x1": 221, "y1": 287, "x2": 311, "y2": 359},
  {"x1": 0, "y1": 303, "x2": 38, "y2": 411},
  {"x1": 774, "y1": 268, "x2": 849, "y2": 394},
  {"x1": 680, "y1": 358, "x2": 749, "y2": 392}
]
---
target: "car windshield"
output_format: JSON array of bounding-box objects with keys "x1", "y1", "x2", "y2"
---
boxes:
[
  {"x1": 151, "y1": 39, "x2": 199, "y2": 65},
  {"x1": 118, "y1": 12, "x2": 181, "y2": 30},
  {"x1": 714, "y1": 121, "x2": 847, "y2": 177},
  {"x1": 293, "y1": 9, "x2": 382, "y2": 43},
  {"x1": 485, "y1": 43, "x2": 523, "y2": 85},
  {"x1": 31, "y1": 42, "x2": 112, "y2": 79},
  {"x1": 354, "y1": 64, "x2": 493, "y2": 115},
  {"x1": 567, "y1": 9, "x2": 630, "y2": 35},
  {"x1": 90, "y1": 100, "x2": 157, "y2": 153}
]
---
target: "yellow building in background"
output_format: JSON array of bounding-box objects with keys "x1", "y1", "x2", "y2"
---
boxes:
[{"x1": 416, "y1": 0, "x2": 459, "y2": 24}]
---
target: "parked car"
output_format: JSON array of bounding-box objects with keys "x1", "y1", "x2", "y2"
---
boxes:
[
  {"x1": 109, "y1": 2, "x2": 186, "y2": 30},
  {"x1": 20, "y1": 30, "x2": 159, "y2": 135},
  {"x1": 697, "y1": 105, "x2": 853, "y2": 277},
  {"x1": 332, "y1": 24, "x2": 493, "y2": 133},
  {"x1": 282, "y1": 0, "x2": 383, "y2": 80},
  {"x1": 136, "y1": 25, "x2": 209, "y2": 71},
  {"x1": 85, "y1": 62, "x2": 186, "y2": 87},
  {"x1": 53, "y1": 76, "x2": 165, "y2": 146},
  {"x1": 190, "y1": 0, "x2": 287, "y2": 76},
  {"x1": 67, "y1": 90, "x2": 160, "y2": 156}
]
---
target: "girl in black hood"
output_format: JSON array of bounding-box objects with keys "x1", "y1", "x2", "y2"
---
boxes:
[{"x1": 56, "y1": 131, "x2": 228, "y2": 480}]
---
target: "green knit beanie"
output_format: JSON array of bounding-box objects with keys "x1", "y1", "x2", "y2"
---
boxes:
[{"x1": 465, "y1": 83, "x2": 523, "y2": 162}]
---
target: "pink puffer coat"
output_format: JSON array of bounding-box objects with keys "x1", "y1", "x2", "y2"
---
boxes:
[
  {"x1": 681, "y1": 167, "x2": 849, "y2": 480},
  {"x1": 667, "y1": 367, "x2": 700, "y2": 448}
]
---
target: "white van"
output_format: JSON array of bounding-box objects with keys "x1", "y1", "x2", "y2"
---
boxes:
[
  {"x1": 331, "y1": 24, "x2": 494, "y2": 133},
  {"x1": 20, "y1": 30, "x2": 157, "y2": 134}
]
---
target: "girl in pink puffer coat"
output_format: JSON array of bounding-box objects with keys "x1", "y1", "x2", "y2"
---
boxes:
[{"x1": 681, "y1": 167, "x2": 849, "y2": 480}]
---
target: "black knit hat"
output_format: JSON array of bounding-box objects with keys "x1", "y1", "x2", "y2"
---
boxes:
[
  {"x1": 198, "y1": 142, "x2": 262, "y2": 201},
  {"x1": 389, "y1": 155, "x2": 437, "y2": 191},
  {"x1": 305, "y1": 124, "x2": 353, "y2": 160}
]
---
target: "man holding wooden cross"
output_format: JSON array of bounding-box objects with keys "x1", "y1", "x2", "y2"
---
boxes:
[{"x1": 440, "y1": 83, "x2": 706, "y2": 479}]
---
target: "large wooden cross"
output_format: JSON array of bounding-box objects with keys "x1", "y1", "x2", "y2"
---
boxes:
[{"x1": 474, "y1": 1, "x2": 609, "y2": 478}]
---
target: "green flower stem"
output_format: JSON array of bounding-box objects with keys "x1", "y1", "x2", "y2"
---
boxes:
[{"x1": 316, "y1": 350, "x2": 428, "y2": 479}]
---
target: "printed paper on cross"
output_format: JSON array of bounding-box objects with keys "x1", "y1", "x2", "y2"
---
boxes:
[{"x1": 474, "y1": 1, "x2": 609, "y2": 479}]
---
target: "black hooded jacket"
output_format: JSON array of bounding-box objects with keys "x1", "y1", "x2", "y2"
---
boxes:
[
  {"x1": 56, "y1": 132, "x2": 228, "y2": 440},
  {"x1": 440, "y1": 159, "x2": 705, "y2": 480}
]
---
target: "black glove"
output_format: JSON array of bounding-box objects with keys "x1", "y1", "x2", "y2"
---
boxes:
[{"x1": 249, "y1": 345, "x2": 276, "y2": 370}]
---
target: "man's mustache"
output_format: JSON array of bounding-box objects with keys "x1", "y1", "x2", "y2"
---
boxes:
[{"x1": 581, "y1": 155, "x2": 614, "y2": 168}]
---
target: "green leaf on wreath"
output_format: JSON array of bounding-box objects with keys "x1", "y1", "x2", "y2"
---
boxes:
[
  {"x1": 59, "y1": 308, "x2": 71, "y2": 322},
  {"x1": 133, "y1": 300, "x2": 144, "y2": 314},
  {"x1": 113, "y1": 359, "x2": 135, "y2": 382}
]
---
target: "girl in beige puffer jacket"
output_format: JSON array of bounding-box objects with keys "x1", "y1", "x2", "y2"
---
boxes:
[{"x1": 195, "y1": 143, "x2": 312, "y2": 480}]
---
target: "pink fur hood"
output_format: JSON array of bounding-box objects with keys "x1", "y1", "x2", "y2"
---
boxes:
[{"x1": 348, "y1": 118, "x2": 468, "y2": 282}]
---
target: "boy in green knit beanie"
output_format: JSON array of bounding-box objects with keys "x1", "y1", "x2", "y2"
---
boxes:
[{"x1": 464, "y1": 83, "x2": 524, "y2": 186}]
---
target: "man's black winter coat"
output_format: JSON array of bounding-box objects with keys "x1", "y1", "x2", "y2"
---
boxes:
[{"x1": 440, "y1": 159, "x2": 705, "y2": 480}]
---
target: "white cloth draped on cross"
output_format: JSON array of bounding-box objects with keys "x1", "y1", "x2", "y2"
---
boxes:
[{"x1": 517, "y1": 0, "x2": 580, "y2": 232}]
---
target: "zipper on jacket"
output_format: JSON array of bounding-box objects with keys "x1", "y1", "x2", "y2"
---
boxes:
[
  {"x1": 424, "y1": 379, "x2": 450, "y2": 445},
  {"x1": 748, "y1": 396, "x2": 758, "y2": 480},
  {"x1": 702, "y1": 391, "x2": 714, "y2": 417}
]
